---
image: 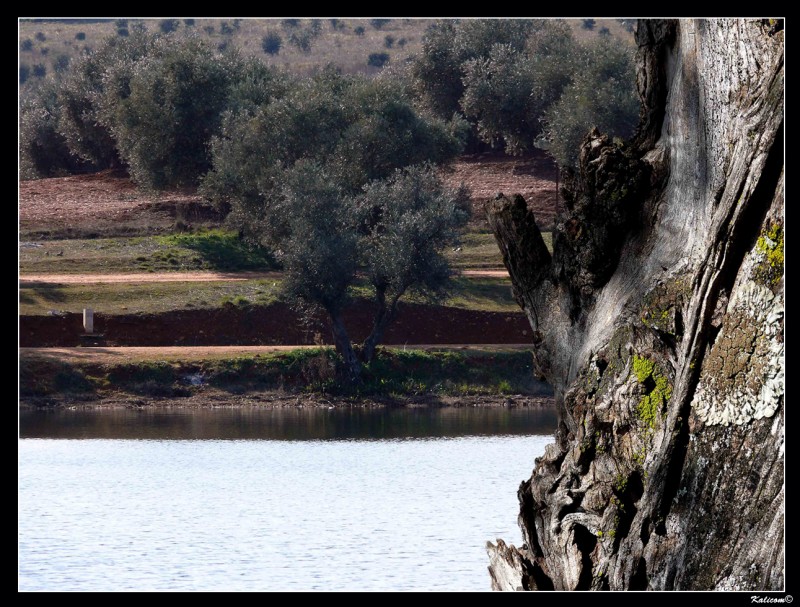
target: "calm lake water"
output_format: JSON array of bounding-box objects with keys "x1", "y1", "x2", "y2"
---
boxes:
[{"x1": 19, "y1": 406, "x2": 556, "y2": 592}]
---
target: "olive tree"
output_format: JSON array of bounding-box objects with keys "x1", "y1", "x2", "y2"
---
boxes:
[
  {"x1": 413, "y1": 19, "x2": 638, "y2": 163},
  {"x1": 20, "y1": 81, "x2": 88, "y2": 179},
  {"x1": 98, "y1": 36, "x2": 244, "y2": 189},
  {"x1": 411, "y1": 19, "x2": 535, "y2": 120},
  {"x1": 356, "y1": 164, "x2": 470, "y2": 362},
  {"x1": 272, "y1": 161, "x2": 363, "y2": 381},
  {"x1": 538, "y1": 36, "x2": 639, "y2": 167},
  {"x1": 203, "y1": 70, "x2": 468, "y2": 381},
  {"x1": 56, "y1": 29, "x2": 157, "y2": 170},
  {"x1": 460, "y1": 43, "x2": 541, "y2": 154}
]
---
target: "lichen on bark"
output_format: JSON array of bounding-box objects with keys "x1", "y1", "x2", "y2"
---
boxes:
[{"x1": 487, "y1": 18, "x2": 783, "y2": 591}]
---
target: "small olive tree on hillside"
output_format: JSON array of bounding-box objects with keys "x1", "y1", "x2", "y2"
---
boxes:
[{"x1": 411, "y1": 19, "x2": 535, "y2": 121}]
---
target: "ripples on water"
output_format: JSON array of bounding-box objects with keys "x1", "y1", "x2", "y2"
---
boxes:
[{"x1": 19, "y1": 407, "x2": 556, "y2": 592}]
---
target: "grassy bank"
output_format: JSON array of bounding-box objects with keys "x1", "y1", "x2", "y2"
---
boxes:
[
  {"x1": 19, "y1": 229, "x2": 277, "y2": 275},
  {"x1": 19, "y1": 276, "x2": 518, "y2": 316},
  {"x1": 19, "y1": 347, "x2": 550, "y2": 403},
  {"x1": 20, "y1": 229, "x2": 530, "y2": 275}
]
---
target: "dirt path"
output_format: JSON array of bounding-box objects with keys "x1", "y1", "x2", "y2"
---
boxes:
[
  {"x1": 20, "y1": 269, "x2": 508, "y2": 284},
  {"x1": 20, "y1": 344, "x2": 533, "y2": 364},
  {"x1": 19, "y1": 271, "x2": 283, "y2": 284}
]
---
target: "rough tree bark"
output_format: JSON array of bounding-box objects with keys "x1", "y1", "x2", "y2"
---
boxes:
[{"x1": 486, "y1": 19, "x2": 784, "y2": 591}]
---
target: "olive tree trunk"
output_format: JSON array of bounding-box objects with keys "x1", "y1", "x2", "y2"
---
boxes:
[
  {"x1": 486, "y1": 18, "x2": 784, "y2": 591},
  {"x1": 329, "y1": 310, "x2": 362, "y2": 384}
]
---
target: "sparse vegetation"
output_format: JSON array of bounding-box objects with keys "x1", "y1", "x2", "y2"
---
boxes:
[
  {"x1": 19, "y1": 348, "x2": 545, "y2": 398},
  {"x1": 159, "y1": 19, "x2": 179, "y2": 34},
  {"x1": 368, "y1": 52, "x2": 389, "y2": 67}
]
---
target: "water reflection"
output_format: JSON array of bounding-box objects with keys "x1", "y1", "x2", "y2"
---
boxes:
[{"x1": 20, "y1": 405, "x2": 557, "y2": 440}]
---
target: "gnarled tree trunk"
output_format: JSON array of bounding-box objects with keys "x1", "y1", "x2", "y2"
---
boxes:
[{"x1": 486, "y1": 18, "x2": 784, "y2": 591}]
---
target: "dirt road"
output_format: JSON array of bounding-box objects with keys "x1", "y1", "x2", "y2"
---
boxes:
[{"x1": 20, "y1": 344, "x2": 533, "y2": 364}]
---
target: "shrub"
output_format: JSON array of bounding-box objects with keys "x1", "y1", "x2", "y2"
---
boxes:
[
  {"x1": 39, "y1": 47, "x2": 49, "y2": 55},
  {"x1": 368, "y1": 52, "x2": 390, "y2": 68},
  {"x1": 220, "y1": 21, "x2": 234, "y2": 35},
  {"x1": 384, "y1": 35, "x2": 395, "y2": 48},
  {"x1": 397, "y1": 37, "x2": 407, "y2": 48},
  {"x1": 54, "y1": 54, "x2": 70, "y2": 73},
  {"x1": 159, "y1": 19, "x2": 180, "y2": 34},
  {"x1": 288, "y1": 23, "x2": 320, "y2": 53},
  {"x1": 75, "y1": 32, "x2": 86, "y2": 41},
  {"x1": 261, "y1": 31, "x2": 282, "y2": 55},
  {"x1": 204, "y1": 25, "x2": 214, "y2": 35},
  {"x1": 354, "y1": 25, "x2": 365, "y2": 36},
  {"x1": 32, "y1": 63, "x2": 46, "y2": 78},
  {"x1": 184, "y1": 19, "x2": 195, "y2": 26},
  {"x1": 598, "y1": 27, "x2": 611, "y2": 36},
  {"x1": 115, "y1": 19, "x2": 128, "y2": 28},
  {"x1": 582, "y1": 18, "x2": 596, "y2": 30},
  {"x1": 282, "y1": 18, "x2": 300, "y2": 28},
  {"x1": 117, "y1": 27, "x2": 129, "y2": 37},
  {"x1": 21, "y1": 38, "x2": 33, "y2": 51},
  {"x1": 370, "y1": 19, "x2": 390, "y2": 30},
  {"x1": 35, "y1": 31, "x2": 46, "y2": 42},
  {"x1": 19, "y1": 64, "x2": 30, "y2": 84}
]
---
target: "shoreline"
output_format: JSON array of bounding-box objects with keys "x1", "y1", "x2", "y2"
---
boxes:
[{"x1": 19, "y1": 391, "x2": 555, "y2": 411}]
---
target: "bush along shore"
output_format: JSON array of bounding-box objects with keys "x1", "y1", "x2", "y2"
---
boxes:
[{"x1": 19, "y1": 347, "x2": 554, "y2": 409}]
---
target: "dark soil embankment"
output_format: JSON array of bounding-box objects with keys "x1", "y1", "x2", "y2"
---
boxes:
[{"x1": 20, "y1": 300, "x2": 532, "y2": 348}]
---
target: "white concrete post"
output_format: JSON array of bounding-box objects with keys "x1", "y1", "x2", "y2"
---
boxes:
[{"x1": 83, "y1": 308, "x2": 94, "y2": 334}]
